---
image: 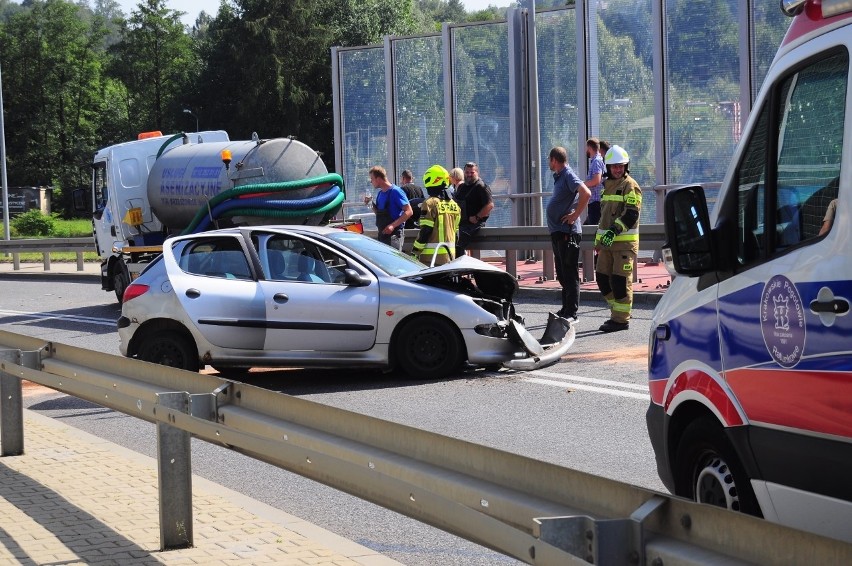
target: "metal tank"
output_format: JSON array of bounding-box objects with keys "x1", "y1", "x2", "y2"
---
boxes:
[{"x1": 147, "y1": 137, "x2": 330, "y2": 230}]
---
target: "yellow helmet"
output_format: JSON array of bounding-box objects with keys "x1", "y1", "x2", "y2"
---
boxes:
[{"x1": 422, "y1": 164, "x2": 450, "y2": 188}]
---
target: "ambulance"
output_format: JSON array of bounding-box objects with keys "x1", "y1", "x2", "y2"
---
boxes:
[{"x1": 647, "y1": 0, "x2": 852, "y2": 543}]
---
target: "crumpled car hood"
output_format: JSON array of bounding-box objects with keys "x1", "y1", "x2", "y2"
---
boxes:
[{"x1": 399, "y1": 255, "x2": 518, "y2": 301}]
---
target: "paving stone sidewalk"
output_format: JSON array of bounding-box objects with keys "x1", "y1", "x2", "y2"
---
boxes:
[{"x1": 0, "y1": 410, "x2": 401, "y2": 566}]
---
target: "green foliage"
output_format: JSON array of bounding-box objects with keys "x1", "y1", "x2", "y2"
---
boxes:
[
  {"x1": 0, "y1": 0, "x2": 793, "y2": 219},
  {"x1": 10, "y1": 210, "x2": 56, "y2": 237},
  {"x1": 109, "y1": 0, "x2": 197, "y2": 133}
]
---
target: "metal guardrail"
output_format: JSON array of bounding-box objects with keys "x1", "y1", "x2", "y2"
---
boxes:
[
  {"x1": 0, "y1": 330, "x2": 850, "y2": 564},
  {"x1": 0, "y1": 237, "x2": 94, "y2": 271}
]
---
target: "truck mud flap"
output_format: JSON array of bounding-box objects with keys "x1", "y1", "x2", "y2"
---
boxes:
[{"x1": 502, "y1": 312, "x2": 575, "y2": 371}]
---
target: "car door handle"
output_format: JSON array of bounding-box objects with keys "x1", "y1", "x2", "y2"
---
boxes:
[
  {"x1": 273, "y1": 293, "x2": 289, "y2": 304},
  {"x1": 810, "y1": 297, "x2": 849, "y2": 314},
  {"x1": 185, "y1": 288, "x2": 201, "y2": 299}
]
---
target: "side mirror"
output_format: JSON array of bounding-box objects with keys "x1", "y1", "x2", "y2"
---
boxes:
[
  {"x1": 663, "y1": 186, "x2": 716, "y2": 276},
  {"x1": 343, "y1": 268, "x2": 371, "y2": 287}
]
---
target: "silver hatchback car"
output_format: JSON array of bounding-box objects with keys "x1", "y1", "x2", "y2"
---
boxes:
[{"x1": 118, "y1": 225, "x2": 573, "y2": 379}]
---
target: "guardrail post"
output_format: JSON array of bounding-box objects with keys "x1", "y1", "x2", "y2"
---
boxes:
[
  {"x1": 0, "y1": 352, "x2": 23, "y2": 456},
  {"x1": 156, "y1": 392, "x2": 194, "y2": 550},
  {"x1": 581, "y1": 249, "x2": 595, "y2": 282},
  {"x1": 505, "y1": 250, "x2": 518, "y2": 278},
  {"x1": 0, "y1": 348, "x2": 42, "y2": 456}
]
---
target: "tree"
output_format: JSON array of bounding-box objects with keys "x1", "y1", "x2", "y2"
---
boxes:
[
  {"x1": 109, "y1": 0, "x2": 197, "y2": 133},
  {"x1": 0, "y1": 0, "x2": 110, "y2": 214}
]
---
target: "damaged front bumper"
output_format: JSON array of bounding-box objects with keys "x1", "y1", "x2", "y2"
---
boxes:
[{"x1": 502, "y1": 312, "x2": 576, "y2": 371}]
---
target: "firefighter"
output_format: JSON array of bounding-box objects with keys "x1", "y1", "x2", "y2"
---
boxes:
[
  {"x1": 412, "y1": 165, "x2": 461, "y2": 266},
  {"x1": 594, "y1": 145, "x2": 641, "y2": 332}
]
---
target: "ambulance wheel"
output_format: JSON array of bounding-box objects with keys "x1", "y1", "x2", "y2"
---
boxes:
[
  {"x1": 394, "y1": 315, "x2": 464, "y2": 380},
  {"x1": 138, "y1": 331, "x2": 200, "y2": 372},
  {"x1": 674, "y1": 416, "x2": 761, "y2": 516},
  {"x1": 113, "y1": 262, "x2": 130, "y2": 303}
]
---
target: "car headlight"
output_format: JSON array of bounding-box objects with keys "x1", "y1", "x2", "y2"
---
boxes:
[{"x1": 474, "y1": 322, "x2": 508, "y2": 338}]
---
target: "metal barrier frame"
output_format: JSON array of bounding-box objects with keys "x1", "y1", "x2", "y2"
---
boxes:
[{"x1": 0, "y1": 331, "x2": 850, "y2": 564}]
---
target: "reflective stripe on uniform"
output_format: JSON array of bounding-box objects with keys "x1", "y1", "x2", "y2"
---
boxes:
[
  {"x1": 418, "y1": 243, "x2": 451, "y2": 256},
  {"x1": 601, "y1": 192, "x2": 642, "y2": 205},
  {"x1": 612, "y1": 301, "x2": 632, "y2": 312},
  {"x1": 596, "y1": 228, "x2": 639, "y2": 242}
]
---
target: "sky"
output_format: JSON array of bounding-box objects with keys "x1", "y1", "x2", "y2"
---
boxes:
[{"x1": 115, "y1": 0, "x2": 509, "y2": 27}]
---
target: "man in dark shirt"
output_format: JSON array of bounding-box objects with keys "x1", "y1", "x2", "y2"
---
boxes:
[
  {"x1": 453, "y1": 162, "x2": 494, "y2": 257},
  {"x1": 400, "y1": 169, "x2": 424, "y2": 228}
]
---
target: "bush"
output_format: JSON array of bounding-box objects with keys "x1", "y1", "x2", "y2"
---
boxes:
[{"x1": 11, "y1": 210, "x2": 55, "y2": 237}]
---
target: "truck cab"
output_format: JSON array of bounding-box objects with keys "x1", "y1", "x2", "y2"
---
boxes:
[
  {"x1": 88, "y1": 131, "x2": 230, "y2": 300},
  {"x1": 647, "y1": 0, "x2": 852, "y2": 543}
]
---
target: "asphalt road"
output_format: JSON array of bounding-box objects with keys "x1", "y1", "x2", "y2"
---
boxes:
[{"x1": 0, "y1": 276, "x2": 666, "y2": 566}]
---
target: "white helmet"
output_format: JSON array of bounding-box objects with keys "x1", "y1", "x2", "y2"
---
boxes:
[{"x1": 604, "y1": 145, "x2": 630, "y2": 165}]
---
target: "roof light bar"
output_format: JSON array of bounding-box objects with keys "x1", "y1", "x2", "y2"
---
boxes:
[{"x1": 821, "y1": 0, "x2": 852, "y2": 17}]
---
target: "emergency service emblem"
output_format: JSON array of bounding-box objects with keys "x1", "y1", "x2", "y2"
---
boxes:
[{"x1": 760, "y1": 275, "x2": 805, "y2": 368}]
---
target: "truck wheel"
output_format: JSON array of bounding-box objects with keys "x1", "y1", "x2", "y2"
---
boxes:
[
  {"x1": 138, "y1": 331, "x2": 199, "y2": 372},
  {"x1": 674, "y1": 416, "x2": 761, "y2": 516},
  {"x1": 113, "y1": 262, "x2": 130, "y2": 303},
  {"x1": 394, "y1": 315, "x2": 463, "y2": 380}
]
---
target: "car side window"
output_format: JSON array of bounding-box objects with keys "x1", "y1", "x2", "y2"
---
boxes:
[
  {"x1": 178, "y1": 237, "x2": 253, "y2": 280},
  {"x1": 261, "y1": 235, "x2": 348, "y2": 284},
  {"x1": 733, "y1": 48, "x2": 846, "y2": 269}
]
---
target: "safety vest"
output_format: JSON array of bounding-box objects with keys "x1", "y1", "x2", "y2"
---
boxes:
[
  {"x1": 595, "y1": 175, "x2": 642, "y2": 246},
  {"x1": 413, "y1": 197, "x2": 461, "y2": 261}
]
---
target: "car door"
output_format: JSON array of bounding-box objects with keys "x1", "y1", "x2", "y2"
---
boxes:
[
  {"x1": 163, "y1": 234, "x2": 266, "y2": 350},
  {"x1": 253, "y1": 232, "x2": 380, "y2": 352},
  {"x1": 716, "y1": 48, "x2": 852, "y2": 502}
]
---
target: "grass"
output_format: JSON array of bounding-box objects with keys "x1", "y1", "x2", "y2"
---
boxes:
[{"x1": 0, "y1": 217, "x2": 93, "y2": 238}]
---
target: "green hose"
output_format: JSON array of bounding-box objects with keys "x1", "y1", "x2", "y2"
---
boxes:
[
  {"x1": 155, "y1": 133, "x2": 187, "y2": 160},
  {"x1": 181, "y1": 172, "x2": 346, "y2": 235},
  {"x1": 219, "y1": 191, "x2": 346, "y2": 220}
]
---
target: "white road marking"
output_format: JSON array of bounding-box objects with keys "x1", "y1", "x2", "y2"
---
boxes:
[
  {"x1": 0, "y1": 309, "x2": 116, "y2": 328},
  {"x1": 524, "y1": 370, "x2": 650, "y2": 399},
  {"x1": 527, "y1": 370, "x2": 649, "y2": 390}
]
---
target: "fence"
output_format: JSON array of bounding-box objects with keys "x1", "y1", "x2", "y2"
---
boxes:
[
  {"x1": 0, "y1": 237, "x2": 93, "y2": 271},
  {"x1": 0, "y1": 329, "x2": 849, "y2": 564}
]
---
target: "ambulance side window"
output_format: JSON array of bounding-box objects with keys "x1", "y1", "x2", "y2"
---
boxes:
[{"x1": 734, "y1": 49, "x2": 847, "y2": 268}]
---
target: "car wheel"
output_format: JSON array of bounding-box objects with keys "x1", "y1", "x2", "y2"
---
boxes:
[
  {"x1": 138, "y1": 331, "x2": 200, "y2": 372},
  {"x1": 674, "y1": 416, "x2": 761, "y2": 516},
  {"x1": 395, "y1": 315, "x2": 463, "y2": 380},
  {"x1": 113, "y1": 262, "x2": 130, "y2": 303}
]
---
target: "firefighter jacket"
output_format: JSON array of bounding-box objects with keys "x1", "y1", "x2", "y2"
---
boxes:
[
  {"x1": 412, "y1": 194, "x2": 461, "y2": 265},
  {"x1": 596, "y1": 174, "x2": 642, "y2": 251}
]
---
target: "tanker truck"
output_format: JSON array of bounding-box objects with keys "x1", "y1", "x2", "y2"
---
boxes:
[{"x1": 79, "y1": 130, "x2": 345, "y2": 302}]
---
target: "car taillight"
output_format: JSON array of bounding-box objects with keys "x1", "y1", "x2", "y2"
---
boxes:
[{"x1": 122, "y1": 283, "x2": 149, "y2": 303}]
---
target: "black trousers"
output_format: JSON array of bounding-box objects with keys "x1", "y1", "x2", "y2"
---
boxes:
[
  {"x1": 551, "y1": 231, "x2": 582, "y2": 317},
  {"x1": 455, "y1": 222, "x2": 482, "y2": 257}
]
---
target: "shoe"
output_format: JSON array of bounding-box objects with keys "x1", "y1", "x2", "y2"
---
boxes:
[
  {"x1": 599, "y1": 320, "x2": 629, "y2": 333},
  {"x1": 556, "y1": 309, "x2": 578, "y2": 322}
]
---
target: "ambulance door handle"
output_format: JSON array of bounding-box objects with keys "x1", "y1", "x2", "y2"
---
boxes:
[
  {"x1": 809, "y1": 297, "x2": 849, "y2": 314},
  {"x1": 655, "y1": 324, "x2": 670, "y2": 341}
]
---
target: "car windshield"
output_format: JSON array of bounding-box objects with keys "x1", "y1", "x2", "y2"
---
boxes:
[{"x1": 326, "y1": 231, "x2": 424, "y2": 276}]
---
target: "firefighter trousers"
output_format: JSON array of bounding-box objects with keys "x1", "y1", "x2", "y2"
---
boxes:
[{"x1": 595, "y1": 246, "x2": 636, "y2": 324}]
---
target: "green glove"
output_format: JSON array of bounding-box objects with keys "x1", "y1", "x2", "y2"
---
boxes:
[{"x1": 600, "y1": 228, "x2": 616, "y2": 247}]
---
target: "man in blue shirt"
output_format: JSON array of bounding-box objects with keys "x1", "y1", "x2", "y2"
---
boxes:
[
  {"x1": 546, "y1": 147, "x2": 591, "y2": 321},
  {"x1": 368, "y1": 165, "x2": 413, "y2": 251}
]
